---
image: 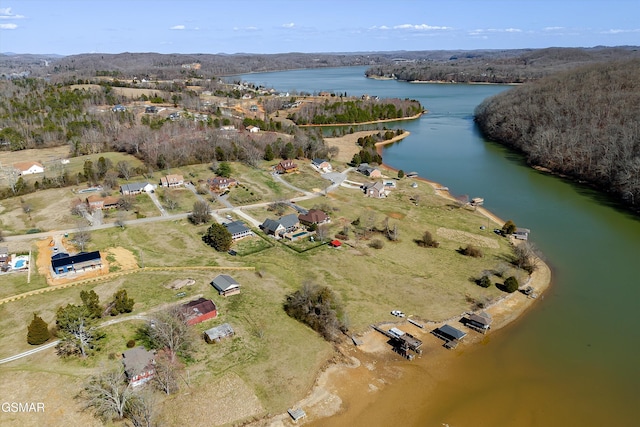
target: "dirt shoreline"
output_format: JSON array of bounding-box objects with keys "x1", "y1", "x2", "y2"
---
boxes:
[{"x1": 257, "y1": 132, "x2": 552, "y2": 426}]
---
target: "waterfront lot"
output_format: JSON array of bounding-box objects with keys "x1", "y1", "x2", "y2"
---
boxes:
[{"x1": 0, "y1": 160, "x2": 520, "y2": 425}]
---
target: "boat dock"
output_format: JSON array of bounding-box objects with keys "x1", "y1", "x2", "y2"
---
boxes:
[{"x1": 372, "y1": 325, "x2": 423, "y2": 359}]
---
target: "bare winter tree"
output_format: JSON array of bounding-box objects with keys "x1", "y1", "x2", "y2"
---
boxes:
[
  {"x1": 513, "y1": 241, "x2": 540, "y2": 273},
  {"x1": 152, "y1": 349, "x2": 182, "y2": 395},
  {"x1": 80, "y1": 365, "x2": 134, "y2": 422},
  {"x1": 189, "y1": 200, "x2": 211, "y2": 224},
  {"x1": 145, "y1": 306, "x2": 195, "y2": 363},
  {"x1": 316, "y1": 223, "x2": 329, "y2": 242},
  {"x1": 72, "y1": 221, "x2": 92, "y2": 252},
  {"x1": 162, "y1": 191, "x2": 179, "y2": 211},
  {"x1": 116, "y1": 160, "x2": 133, "y2": 180},
  {"x1": 126, "y1": 390, "x2": 157, "y2": 427}
]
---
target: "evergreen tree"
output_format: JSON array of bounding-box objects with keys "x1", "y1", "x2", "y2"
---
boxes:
[
  {"x1": 81, "y1": 290, "x2": 103, "y2": 319},
  {"x1": 283, "y1": 142, "x2": 295, "y2": 160},
  {"x1": 56, "y1": 304, "x2": 104, "y2": 357},
  {"x1": 216, "y1": 162, "x2": 232, "y2": 178},
  {"x1": 264, "y1": 143, "x2": 275, "y2": 161},
  {"x1": 397, "y1": 169, "x2": 405, "y2": 179},
  {"x1": 504, "y1": 276, "x2": 519, "y2": 293},
  {"x1": 202, "y1": 223, "x2": 233, "y2": 252},
  {"x1": 27, "y1": 314, "x2": 50, "y2": 345},
  {"x1": 110, "y1": 289, "x2": 135, "y2": 315}
]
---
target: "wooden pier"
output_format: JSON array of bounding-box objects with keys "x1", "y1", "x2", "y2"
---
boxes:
[{"x1": 372, "y1": 325, "x2": 423, "y2": 359}]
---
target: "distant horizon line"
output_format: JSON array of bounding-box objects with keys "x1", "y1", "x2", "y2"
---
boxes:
[{"x1": 3, "y1": 45, "x2": 639, "y2": 57}]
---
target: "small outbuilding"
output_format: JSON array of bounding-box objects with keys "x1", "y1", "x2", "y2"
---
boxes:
[
  {"x1": 432, "y1": 324, "x2": 467, "y2": 349},
  {"x1": 211, "y1": 274, "x2": 241, "y2": 297},
  {"x1": 329, "y1": 239, "x2": 342, "y2": 248},
  {"x1": 465, "y1": 312, "x2": 492, "y2": 334},
  {"x1": 203, "y1": 323, "x2": 235, "y2": 343}
]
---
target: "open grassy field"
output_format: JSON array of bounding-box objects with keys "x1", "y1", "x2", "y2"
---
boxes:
[
  {"x1": 0, "y1": 159, "x2": 524, "y2": 426},
  {"x1": 279, "y1": 164, "x2": 331, "y2": 192}
]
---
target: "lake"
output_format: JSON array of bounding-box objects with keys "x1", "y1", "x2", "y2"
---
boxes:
[{"x1": 236, "y1": 67, "x2": 640, "y2": 426}]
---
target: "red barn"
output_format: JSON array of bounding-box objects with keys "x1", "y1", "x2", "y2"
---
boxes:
[{"x1": 181, "y1": 298, "x2": 217, "y2": 325}]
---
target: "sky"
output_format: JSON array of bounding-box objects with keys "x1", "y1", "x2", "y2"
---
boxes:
[{"x1": 1, "y1": 0, "x2": 639, "y2": 55}]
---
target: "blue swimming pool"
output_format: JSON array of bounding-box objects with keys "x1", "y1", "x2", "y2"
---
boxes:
[{"x1": 14, "y1": 259, "x2": 25, "y2": 268}]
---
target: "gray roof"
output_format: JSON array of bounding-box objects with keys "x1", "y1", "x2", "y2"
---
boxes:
[
  {"x1": 438, "y1": 324, "x2": 467, "y2": 340},
  {"x1": 122, "y1": 346, "x2": 155, "y2": 377},
  {"x1": 0, "y1": 247, "x2": 8, "y2": 256},
  {"x1": 364, "y1": 181, "x2": 385, "y2": 191},
  {"x1": 278, "y1": 213, "x2": 299, "y2": 229},
  {"x1": 261, "y1": 218, "x2": 283, "y2": 234},
  {"x1": 211, "y1": 274, "x2": 240, "y2": 292},
  {"x1": 120, "y1": 182, "x2": 150, "y2": 193},
  {"x1": 204, "y1": 323, "x2": 234, "y2": 341},
  {"x1": 312, "y1": 158, "x2": 327, "y2": 166},
  {"x1": 224, "y1": 220, "x2": 250, "y2": 235}
]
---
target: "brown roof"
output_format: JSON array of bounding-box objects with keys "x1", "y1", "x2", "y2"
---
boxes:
[
  {"x1": 161, "y1": 174, "x2": 184, "y2": 185},
  {"x1": 277, "y1": 160, "x2": 298, "y2": 169},
  {"x1": 298, "y1": 209, "x2": 329, "y2": 224},
  {"x1": 13, "y1": 161, "x2": 43, "y2": 171},
  {"x1": 182, "y1": 297, "x2": 216, "y2": 318},
  {"x1": 86, "y1": 195, "x2": 119, "y2": 206}
]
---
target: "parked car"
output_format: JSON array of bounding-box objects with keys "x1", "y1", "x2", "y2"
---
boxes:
[{"x1": 391, "y1": 310, "x2": 405, "y2": 318}]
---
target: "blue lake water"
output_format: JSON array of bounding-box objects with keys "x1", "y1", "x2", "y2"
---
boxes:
[{"x1": 237, "y1": 67, "x2": 640, "y2": 426}]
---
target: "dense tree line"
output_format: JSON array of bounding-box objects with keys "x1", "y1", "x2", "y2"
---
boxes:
[
  {"x1": 289, "y1": 98, "x2": 423, "y2": 125},
  {"x1": 365, "y1": 47, "x2": 640, "y2": 84},
  {"x1": 474, "y1": 59, "x2": 640, "y2": 209}
]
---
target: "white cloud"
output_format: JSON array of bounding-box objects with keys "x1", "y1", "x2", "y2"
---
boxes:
[
  {"x1": 0, "y1": 7, "x2": 25, "y2": 19},
  {"x1": 233, "y1": 26, "x2": 259, "y2": 31},
  {"x1": 371, "y1": 23, "x2": 451, "y2": 31},
  {"x1": 469, "y1": 28, "x2": 522, "y2": 35},
  {"x1": 394, "y1": 24, "x2": 452, "y2": 31},
  {"x1": 170, "y1": 25, "x2": 185, "y2": 30},
  {"x1": 544, "y1": 26, "x2": 564, "y2": 31},
  {"x1": 601, "y1": 28, "x2": 640, "y2": 34},
  {"x1": 282, "y1": 22, "x2": 295, "y2": 28},
  {"x1": 0, "y1": 23, "x2": 17, "y2": 30}
]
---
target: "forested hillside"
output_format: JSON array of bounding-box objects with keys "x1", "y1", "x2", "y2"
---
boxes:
[
  {"x1": 365, "y1": 47, "x2": 640, "y2": 83},
  {"x1": 474, "y1": 59, "x2": 640, "y2": 209}
]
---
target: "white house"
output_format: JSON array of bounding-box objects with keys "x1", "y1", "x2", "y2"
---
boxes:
[
  {"x1": 247, "y1": 125, "x2": 260, "y2": 133},
  {"x1": 13, "y1": 161, "x2": 44, "y2": 175}
]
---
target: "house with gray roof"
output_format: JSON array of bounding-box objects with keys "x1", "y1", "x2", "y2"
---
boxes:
[
  {"x1": 122, "y1": 346, "x2": 155, "y2": 387},
  {"x1": 260, "y1": 214, "x2": 300, "y2": 236},
  {"x1": 211, "y1": 274, "x2": 241, "y2": 296},
  {"x1": 362, "y1": 181, "x2": 386, "y2": 198},
  {"x1": 357, "y1": 163, "x2": 382, "y2": 178},
  {"x1": 120, "y1": 182, "x2": 155, "y2": 195},
  {"x1": 223, "y1": 220, "x2": 253, "y2": 240},
  {"x1": 260, "y1": 218, "x2": 284, "y2": 236},
  {"x1": 278, "y1": 214, "x2": 300, "y2": 233}
]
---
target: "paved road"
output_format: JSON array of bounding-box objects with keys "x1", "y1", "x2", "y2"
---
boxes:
[
  {"x1": 147, "y1": 190, "x2": 168, "y2": 216},
  {"x1": 3, "y1": 168, "x2": 355, "y2": 244}
]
